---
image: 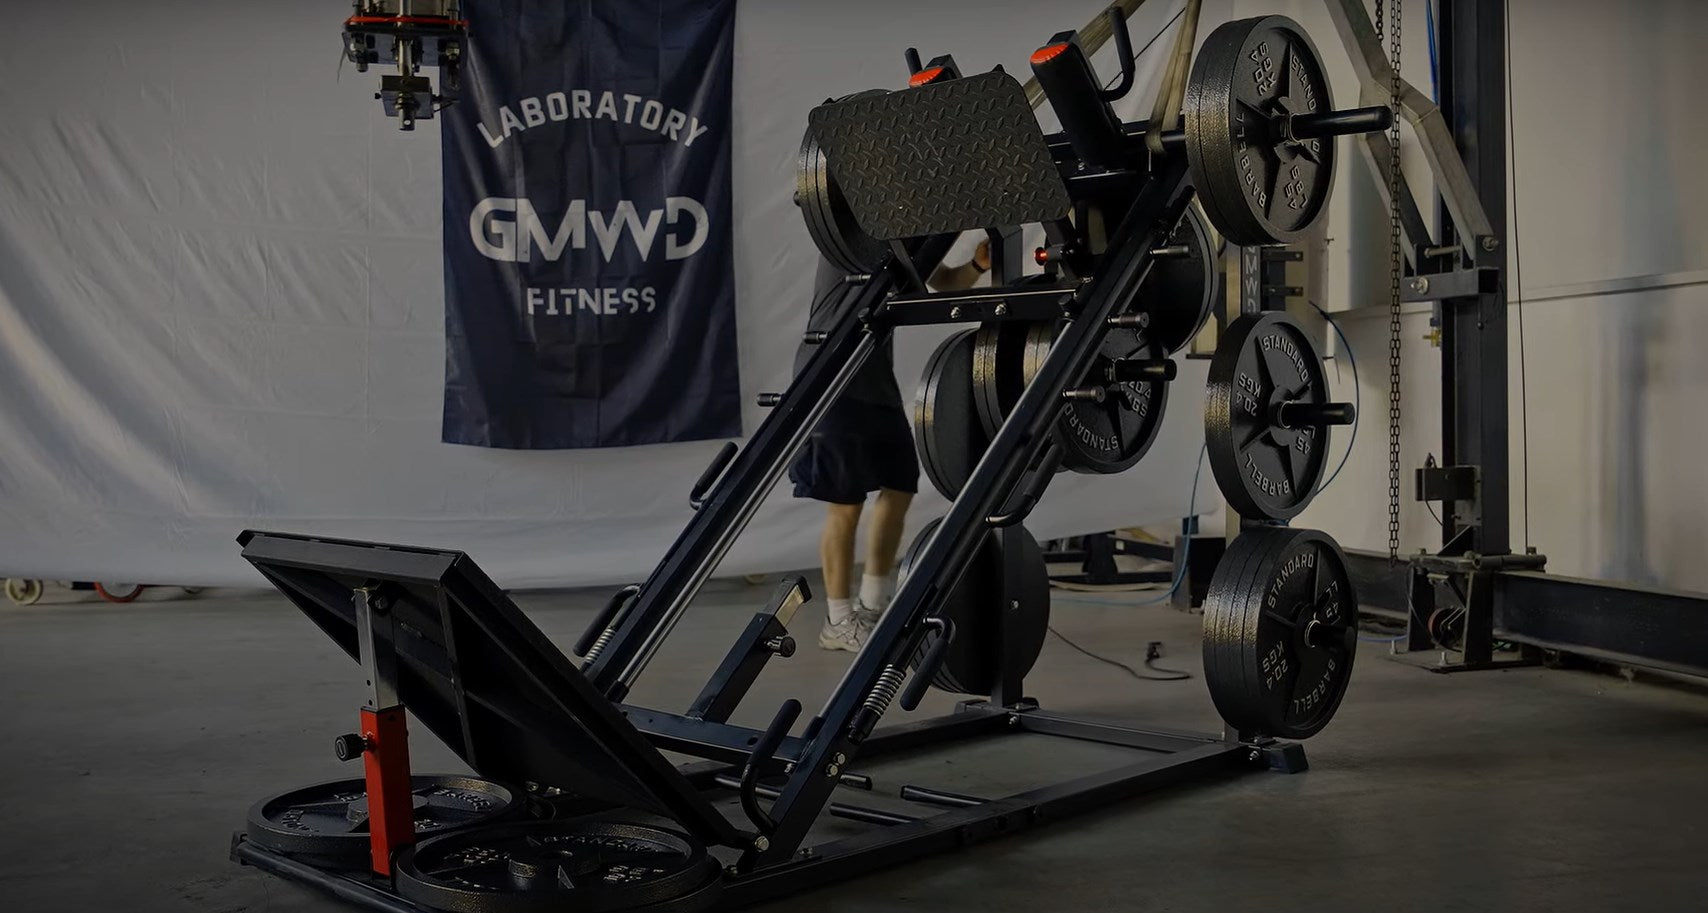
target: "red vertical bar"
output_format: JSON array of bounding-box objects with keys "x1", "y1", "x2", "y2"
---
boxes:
[{"x1": 360, "y1": 706, "x2": 414, "y2": 876}]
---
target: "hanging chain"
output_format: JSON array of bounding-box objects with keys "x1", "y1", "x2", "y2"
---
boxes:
[{"x1": 1381, "y1": 0, "x2": 1404, "y2": 562}]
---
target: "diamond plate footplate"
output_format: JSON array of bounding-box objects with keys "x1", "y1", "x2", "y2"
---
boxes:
[{"x1": 808, "y1": 71, "x2": 1071, "y2": 240}]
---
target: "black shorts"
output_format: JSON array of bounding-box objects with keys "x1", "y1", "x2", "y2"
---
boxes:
[{"x1": 789, "y1": 400, "x2": 920, "y2": 505}]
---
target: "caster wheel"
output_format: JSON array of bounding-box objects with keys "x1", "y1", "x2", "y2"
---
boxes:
[{"x1": 5, "y1": 578, "x2": 43, "y2": 606}]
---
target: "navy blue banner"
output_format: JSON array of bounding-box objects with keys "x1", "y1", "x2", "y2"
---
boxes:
[{"x1": 441, "y1": 0, "x2": 740, "y2": 449}]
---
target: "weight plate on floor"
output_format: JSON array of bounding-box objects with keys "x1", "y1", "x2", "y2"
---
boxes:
[
  {"x1": 245, "y1": 775, "x2": 518, "y2": 865},
  {"x1": 899, "y1": 518, "x2": 1049, "y2": 696},
  {"x1": 1023, "y1": 321, "x2": 1169, "y2": 475},
  {"x1": 1184, "y1": 16, "x2": 1336, "y2": 246},
  {"x1": 1142, "y1": 205, "x2": 1222, "y2": 355},
  {"x1": 1204, "y1": 311, "x2": 1332, "y2": 521},
  {"x1": 797, "y1": 90, "x2": 890, "y2": 274},
  {"x1": 914, "y1": 329, "x2": 990, "y2": 500},
  {"x1": 1201, "y1": 527, "x2": 1357, "y2": 740},
  {"x1": 396, "y1": 820, "x2": 721, "y2": 913}
]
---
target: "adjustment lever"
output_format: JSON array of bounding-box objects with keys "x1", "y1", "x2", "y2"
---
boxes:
[
  {"x1": 689, "y1": 441, "x2": 739, "y2": 509},
  {"x1": 1096, "y1": 6, "x2": 1136, "y2": 101},
  {"x1": 739, "y1": 699, "x2": 801, "y2": 835},
  {"x1": 899, "y1": 618, "x2": 955, "y2": 712},
  {"x1": 988, "y1": 442, "x2": 1064, "y2": 528}
]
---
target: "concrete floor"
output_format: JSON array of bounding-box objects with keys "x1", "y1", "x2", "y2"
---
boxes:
[{"x1": 2, "y1": 579, "x2": 1706, "y2": 913}]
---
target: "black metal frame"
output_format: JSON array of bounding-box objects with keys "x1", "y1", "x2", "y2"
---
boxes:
[
  {"x1": 1351, "y1": 0, "x2": 1708, "y2": 679},
  {"x1": 1043, "y1": 530, "x2": 1176, "y2": 587},
  {"x1": 234, "y1": 704, "x2": 1280, "y2": 912},
  {"x1": 233, "y1": 8, "x2": 1427, "y2": 909}
]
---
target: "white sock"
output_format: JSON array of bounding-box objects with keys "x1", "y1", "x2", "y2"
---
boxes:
[
  {"x1": 826, "y1": 597, "x2": 855, "y2": 625},
  {"x1": 859, "y1": 573, "x2": 896, "y2": 609}
]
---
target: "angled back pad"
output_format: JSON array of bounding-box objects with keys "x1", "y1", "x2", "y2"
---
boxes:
[{"x1": 809, "y1": 71, "x2": 1071, "y2": 240}]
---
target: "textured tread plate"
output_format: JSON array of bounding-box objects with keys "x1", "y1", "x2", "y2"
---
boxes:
[{"x1": 809, "y1": 72, "x2": 1071, "y2": 240}]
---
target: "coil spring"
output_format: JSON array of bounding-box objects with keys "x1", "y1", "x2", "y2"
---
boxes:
[
  {"x1": 862, "y1": 665, "x2": 906, "y2": 717},
  {"x1": 582, "y1": 627, "x2": 617, "y2": 663}
]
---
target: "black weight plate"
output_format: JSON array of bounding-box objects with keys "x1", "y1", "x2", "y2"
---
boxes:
[
  {"x1": 1022, "y1": 322, "x2": 1169, "y2": 475},
  {"x1": 797, "y1": 90, "x2": 889, "y2": 273},
  {"x1": 1201, "y1": 527, "x2": 1358, "y2": 740},
  {"x1": 396, "y1": 819, "x2": 721, "y2": 913},
  {"x1": 899, "y1": 519, "x2": 1049, "y2": 695},
  {"x1": 914, "y1": 329, "x2": 989, "y2": 500},
  {"x1": 1204, "y1": 311, "x2": 1331, "y2": 521},
  {"x1": 246, "y1": 775, "x2": 518, "y2": 864},
  {"x1": 1142, "y1": 205, "x2": 1221, "y2": 355},
  {"x1": 1185, "y1": 16, "x2": 1336, "y2": 246},
  {"x1": 971, "y1": 320, "x2": 1032, "y2": 438}
]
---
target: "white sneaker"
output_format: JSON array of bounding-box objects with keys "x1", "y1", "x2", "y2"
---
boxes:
[
  {"x1": 818, "y1": 601, "x2": 881, "y2": 652},
  {"x1": 818, "y1": 614, "x2": 866, "y2": 652}
]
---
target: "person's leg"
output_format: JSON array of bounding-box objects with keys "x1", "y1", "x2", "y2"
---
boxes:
[
  {"x1": 820, "y1": 501, "x2": 863, "y2": 603},
  {"x1": 819, "y1": 500, "x2": 868, "y2": 652},
  {"x1": 859, "y1": 488, "x2": 913, "y2": 616},
  {"x1": 864, "y1": 489, "x2": 912, "y2": 577}
]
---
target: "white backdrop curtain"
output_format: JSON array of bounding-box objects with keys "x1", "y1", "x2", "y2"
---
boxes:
[{"x1": 0, "y1": 0, "x2": 1216, "y2": 587}]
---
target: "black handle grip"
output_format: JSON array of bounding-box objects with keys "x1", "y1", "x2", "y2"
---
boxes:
[
  {"x1": 1097, "y1": 6, "x2": 1136, "y2": 101},
  {"x1": 739, "y1": 699, "x2": 802, "y2": 834},
  {"x1": 1031, "y1": 31, "x2": 1127, "y2": 169},
  {"x1": 690, "y1": 441, "x2": 739, "y2": 510},
  {"x1": 574, "y1": 584, "x2": 639, "y2": 656},
  {"x1": 1288, "y1": 105, "x2": 1394, "y2": 141},
  {"x1": 904, "y1": 47, "x2": 923, "y2": 76},
  {"x1": 988, "y1": 442, "x2": 1063, "y2": 527},
  {"x1": 900, "y1": 619, "x2": 955, "y2": 712}
]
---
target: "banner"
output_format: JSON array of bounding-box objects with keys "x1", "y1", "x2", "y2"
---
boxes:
[{"x1": 441, "y1": 0, "x2": 741, "y2": 449}]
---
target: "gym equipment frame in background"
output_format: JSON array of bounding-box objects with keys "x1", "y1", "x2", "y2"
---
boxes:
[{"x1": 1323, "y1": 0, "x2": 1708, "y2": 678}]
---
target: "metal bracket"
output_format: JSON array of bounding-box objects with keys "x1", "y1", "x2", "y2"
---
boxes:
[
  {"x1": 1324, "y1": 0, "x2": 1497, "y2": 261},
  {"x1": 1401, "y1": 267, "x2": 1501, "y2": 302},
  {"x1": 1415, "y1": 463, "x2": 1478, "y2": 503}
]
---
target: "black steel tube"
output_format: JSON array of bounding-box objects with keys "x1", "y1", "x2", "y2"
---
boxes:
[
  {"x1": 714, "y1": 776, "x2": 917, "y2": 827},
  {"x1": 586, "y1": 236, "x2": 955, "y2": 696},
  {"x1": 1274, "y1": 400, "x2": 1356, "y2": 428},
  {"x1": 1288, "y1": 105, "x2": 1394, "y2": 140},
  {"x1": 232, "y1": 841, "x2": 425, "y2": 913},
  {"x1": 751, "y1": 161, "x2": 1196, "y2": 867},
  {"x1": 898, "y1": 784, "x2": 987, "y2": 809}
]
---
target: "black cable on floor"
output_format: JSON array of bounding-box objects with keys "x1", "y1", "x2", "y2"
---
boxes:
[{"x1": 1047, "y1": 626, "x2": 1190, "y2": 682}]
